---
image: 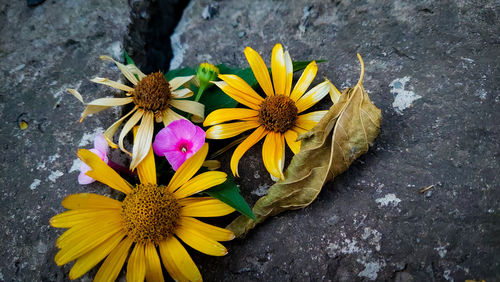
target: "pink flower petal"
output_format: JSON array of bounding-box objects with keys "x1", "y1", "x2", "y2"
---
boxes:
[
  {"x1": 153, "y1": 119, "x2": 206, "y2": 171},
  {"x1": 78, "y1": 162, "x2": 95, "y2": 184},
  {"x1": 93, "y1": 134, "x2": 109, "y2": 155}
]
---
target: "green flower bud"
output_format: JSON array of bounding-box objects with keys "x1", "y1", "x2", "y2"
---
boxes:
[{"x1": 196, "y1": 62, "x2": 219, "y2": 90}]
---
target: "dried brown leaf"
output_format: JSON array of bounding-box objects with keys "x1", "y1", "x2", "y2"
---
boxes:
[{"x1": 227, "y1": 54, "x2": 381, "y2": 238}]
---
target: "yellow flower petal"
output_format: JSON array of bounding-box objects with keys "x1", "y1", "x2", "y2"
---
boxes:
[
  {"x1": 212, "y1": 81, "x2": 261, "y2": 110},
  {"x1": 167, "y1": 143, "x2": 208, "y2": 193},
  {"x1": 162, "y1": 108, "x2": 187, "y2": 127},
  {"x1": 127, "y1": 243, "x2": 146, "y2": 282},
  {"x1": 50, "y1": 209, "x2": 119, "y2": 228},
  {"x1": 180, "y1": 198, "x2": 235, "y2": 217},
  {"x1": 262, "y1": 132, "x2": 285, "y2": 180},
  {"x1": 179, "y1": 217, "x2": 235, "y2": 241},
  {"x1": 61, "y1": 193, "x2": 122, "y2": 210},
  {"x1": 230, "y1": 126, "x2": 268, "y2": 177},
  {"x1": 90, "y1": 77, "x2": 135, "y2": 92},
  {"x1": 284, "y1": 51, "x2": 293, "y2": 96},
  {"x1": 203, "y1": 108, "x2": 258, "y2": 126},
  {"x1": 284, "y1": 130, "x2": 301, "y2": 154},
  {"x1": 170, "y1": 99, "x2": 205, "y2": 121},
  {"x1": 54, "y1": 221, "x2": 122, "y2": 265},
  {"x1": 94, "y1": 237, "x2": 133, "y2": 282},
  {"x1": 130, "y1": 111, "x2": 155, "y2": 170},
  {"x1": 169, "y1": 75, "x2": 195, "y2": 91},
  {"x1": 205, "y1": 120, "x2": 260, "y2": 139},
  {"x1": 295, "y1": 110, "x2": 328, "y2": 130},
  {"x1": 326, "y1": 78, "x2": 342, "y2": 104},
  {"x1": 295, "y1": 80, "x2": 330, "y2": 113},
  {"x1": 218, "y1": 74, "x2": 264, "y2": 103},
  {"x1": 103, "y1": 107, "x2": 138, "y2": 148},
  {"x1": 271, "y1": 43, "x2": 286, "y2": 95},
  {"x1": 78, "y1": 149, "x2": 133, "y2": 194},
  {"x1": 68, "y1": 88, "x2": 84, "y2": 103},
  {"x1": 68, "y1": 232, "x2": 125, "y2": 280},
  {"x1": 134, "y1": 127, "x2": 157, "y2": 185},
  {"x1": 159, "y1": 237, "x2": 201, "y2": 282},
  {"x1": 56, "y1": 215, "x2": 122, "y2": 249},
  {"x1": 175, "y1": 225, "x2": 228, "y2": 256},
  {"x1": 118, "y1": 109, "x2": 144, "y2": 155},
  {"x1": 145, "y1": 242, "x2": 165, "y2": 282},
  {"x1": 292, "y1": 126, "x2": 308, "y2": 135},
  {"x1": 244, "y1": 46, "x2": 274, "y2": 97},
  {"x1": 290, "y1": 61, "x2": 318, "y2": 102},
  {"x1": 174, "y1": 171, "x2": 227, "y2": 199},
  {"x1": 100, "y1": 55, "x2": 139, "y2": 85},
  {"x1": 80, "y1": 105, "x2": 111, "y2": 123}
]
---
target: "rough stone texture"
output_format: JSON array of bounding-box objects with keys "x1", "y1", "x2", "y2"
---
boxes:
[
  {"x1": 0, "y1": 0, "x2": 498, "y2": 281},
  {"x1": 0, "y1": 1, "x2": 132, "y2": 280},
  {"x1": 171, "y1": 0, "x2": 500, "y2": 281}
]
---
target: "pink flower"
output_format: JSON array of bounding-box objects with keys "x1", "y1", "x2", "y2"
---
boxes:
[
  {"x1": 78, "y1": 134, "x2": 109, "y2": 184},
  {"x1": 153, "y1": 119, "x2": 206, "y2": 171}
]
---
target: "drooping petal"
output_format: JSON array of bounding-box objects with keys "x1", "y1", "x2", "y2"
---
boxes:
[
  {"x1": 145, "y1": 242, "x2": 164, "y2": 282},
  {"x1": 170, "y1": 99, "x2": 205, "y2": 122},
  {"x1": 167, "y1": 143, "x2": 208, "y2": 193},
  {"x1": 212, "y1": 81, "x2": 262, "y2": 110},
  {"x1": 205, "y1": 120, "x2": 260, "y2": 139},
  {"x1": 284, "y1": 51, "x2": 293, "y2": 96},
  {"x1": 78, "y1": 149, "x2": 133, "y2": 194},
  {"x1": 180, "y1": 198, "x2": 235, "y2": 217},
  {"x1": 61, "y1": 193, "x2": 122, "y2": 210},
  {"x1": 174, "y1": 171, "x2": 227, "y2": 199},
  {"x1": 271, "y1": 43, "x2": 286, "y2": 95},
  {"x1": 169, "y1": 75, "x2": 195, "y2": 91},
  {"x1": 118, "y1": 109, "x2": 144, "y2": 155},
  {"x1": 295, "y1": 81, "x2": 330, "y2": 113},
  {"x1": 162, "y1": 108, "x2": 187, "y2": 127},
  {"x1": 203, "y1": 108, "x2": 258, "y2": 126},
  {"x1": 175, "y1": 225, "x2": 228, "y2": 256},
  {"x1": 326, "y1": 78, "x2": 342, "y2": 104},
  {"x1": 179, "y1": 217, "x2": 235, "y2": 241},
  {"x1": 159, "y1": 237, "x2": 201, "y2": 282},
  {"x1": 244, "y1": 46, "x2": 274, "y2": 97},
  {"x1": 172, "y1": 88, "x2": 193, "y2": 99},
  {"x1": 103, "y1": 107, "x2": 138, "y2": 148},
  {"x1": 289, "y1": 61, "x2": 318, "y2": 102},
  {"x1": 80, "y1": 105, "x2": 111, "y2": 123},
  {"x1": 295, "y1": 110, "x2": 328, "y2": 130},
  {"x1": 218, "y1": 74, "x2": 264, "y2": 102},
  {"x1": 130, "y1": 111, "x2": 155, "y2": 170},
  {"x1": 126, "y1": 243, "x2": 146, "y2": 282},
  {"x1": 94, "y1": 237, "x2": 133, "y2": 282},
  {"x1": 90, "y1": 77, "x2": 134, "y2": 92},
  {"x1": 230, "y1": 126, "x2": 268, "y2": 177},
  {"x1": 68, "y1": 232, "x2": 125, "y2": 280},
  {"x1": 68, "y1": 88, "x2": 85, "y2": 103},
  {"x1": 262, "y1": 132, "x2": 285, "y2": 180},
  {"x1": 100, "y1": 55, "x2": 139, "y2": 85},
  {"x1": 125, "y1": 64, "x2": 147, "y2": 80}
]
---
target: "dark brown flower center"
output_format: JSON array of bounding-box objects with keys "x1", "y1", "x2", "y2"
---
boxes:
[
  {"x1": 258, "y1": 95, "x2": 298, "y2": 133},
  {"x1": 132, "y1": 72, "x2": 172, "y2": 112},
  {"x1": 121, "y1": 184, "x2": 180, "y2": 245}
]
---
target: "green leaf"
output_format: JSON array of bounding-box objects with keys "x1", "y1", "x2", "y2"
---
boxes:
[
  {"x1": 292, "y1": 60, "x2": 326, "y2": 72},
  {"x1": 124, "y1": 50, "x2": 136, "y2": 66},
  {"x1": 165, "y1": 67, "x2": 196, "y2": 80},
  {"x1": 205, "y1": 177, "x2": 256, "y2": 220}
]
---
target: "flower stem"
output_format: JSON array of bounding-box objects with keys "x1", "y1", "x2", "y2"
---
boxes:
[{"x1": 188, "y1": 86, "x2": 207, "y2": 120}]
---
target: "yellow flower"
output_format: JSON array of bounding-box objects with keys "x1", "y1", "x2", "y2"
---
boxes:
[
  {"x1": 69, "y1": 56, "x2": 205, "y2": 169},
  {"x1": 203, "y1": 43, "x2": 330, "y2": 180},
  {"x1": 50, "y1": 143, "x2": 234, "y2": 281}
]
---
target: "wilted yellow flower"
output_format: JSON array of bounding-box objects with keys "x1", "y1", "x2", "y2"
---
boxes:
[{"x1": 69, "y1": 56, "x2": 204, "y2": 169}]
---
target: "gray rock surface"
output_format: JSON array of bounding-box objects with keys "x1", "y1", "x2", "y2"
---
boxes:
[{"x1": 0, "y1": 0, "x2": 498, "y2": 281}]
